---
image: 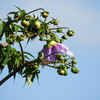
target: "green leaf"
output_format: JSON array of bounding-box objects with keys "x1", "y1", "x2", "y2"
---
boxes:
[
  {"x1": 8, "y1": 12, "x2": 17, "y2": 15},
  {"x1": 14, "y1": 25, "x2": 18, "y2": 34},
  {"x1": 24, "y1": 52, "x2": 34, "y2": 58},
  {"x1": 15, "y1": 6, "x2": 21, "y2": 11},
  {"x1": 27, "y1": 74, "x2": 35, "y2": 88},
  {"x1": 7, "y1": 16, "x2": 12, "y2": 22},
  {"x1": 2, "y1": 56, "x2": 8, "y2": 66},
  {"x1": 24, "y1": 55, "x2": 31, "y2": 61},
  {"x1": 18, "y1": 25, "x2": 24, "y2": 31},
  {"x1": 0, "y1": 23, "x2": 4, "y2": 35},
  {"x1": 15, "y1": 59, "x2": 19, "y2": 68},
  {"x1": 0, "y1": 19, "x2": 2, "y2": 21},
  {"x1": 36, "y1": 73, "x2": 39, "y2": 83}
]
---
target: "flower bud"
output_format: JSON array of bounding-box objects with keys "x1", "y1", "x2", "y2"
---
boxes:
[
  {"x1": 57, "y1": 69, "x2": 68, "y2": 76},
  {"x1": 62, "y1": 35, "x2": 68, "y2": 40},
  {"x1": 54, "y1": 20, "x2": 59, "y2": 25},
  {"x1": 72, "y1": 60, "x2": 77, "y2": 64},
  {"x1": 34, "y1": 20, "x2": 41, "y2": 29},
  {"x1": 16, "y1": 35, "x2": 24, "y2": 42},
  {"x1": 33, "y1": 65, "x2": 39, "y2": 69},
  {"x1": 21, "y1": 20, "x2": 30, "y2": 27},
  {"x1": 50, "y1": 20, "x2": 54, "y2": 24},
  {"x1": 56, "y1": 54, "x2": 63, "y2": 60},
  {"x1": 71, "y1": 56, "x2": 75, "y2": 60},
  {"x1": 57, "y1": 69, "x2": 65, "y2": 75},
  {"x1": 41, "y1": 11, "x2": 49, "y2": 18},
  {"x1": 67, "y1": 30, "x2": 74, "y2": 37},
  {"x1": 71, "y1": 67, "x2": 79, "y2": 74},
  {"x1": 64, "y1": 71, "x2": 68, "y2": 76},
  {"x1": 64, "y1": 58, "x2": 68, "y2": 62}
]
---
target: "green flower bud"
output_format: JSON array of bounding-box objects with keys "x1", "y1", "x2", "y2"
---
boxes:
[
  {"x1": 56, "y1": 54, "x2": 63, "y2": 60},
  {"x1": 41, "y1": 11, "x2": 49, "y2": 18},
  {"x1": 34, "y1": 20, "x2": 41, "y2": 29},
  {"x1": 57, "y1": 69, "x2": 68, "y2": 76},
  {"x1": 72, "y1": 60, "x2": 77, "y2": 64},
  {"x1": 71, "y1": 67, "x2": 79, "y2": 74},
  {"x1": 71, "y1": 56, "x2": 75, "y2": 60},
  {"x1": 67, "y1": 30, "x2": 74, "y2": 37},
  {"x1": 64, "y1": 58, "x2": 68, "y2": 62},
  {"x1": 64, "y1": 71, "x2": 68, "y2": 76},
  {"x1": 57, "y1": 28, "x2": 63, "y2": 32},
  {"x1": 54, "y1": 20, "x2": 59, "y2": 25},
  {"x1": 57, "y1": 69, "x2": 65, "y2": 75},
  {"x1": 6, "y1": 38, "x2": 14, "y2": 44},
  {"x1": 59, "y1": 64, "x2": 64, "y2": 69},
  {"x1": 33, "y1": 65, "x2": 39, "y2": 69},
  {"x1": 50, "y1": 20, "x2": 54, "y2": 24},
  {"x1": 62, "y1": 35, "x2": 68, "y2": 40},
  {"x1": 75, "y1": 68, "x2": 79, "y2": 73},
  {"x1": 16, "y1": 35, "x2": 24, "y2": 42},
  {"x1": 21, "y1": 20, "x2": 30, "y2": 27}
]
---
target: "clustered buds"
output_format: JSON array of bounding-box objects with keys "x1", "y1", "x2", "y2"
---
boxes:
[
  {"x1": 50, "y1": 19, "x2": 59, "y2": 25},
  {"x1": 57, "y1": 64, "x2": 68, "y2": 76},
  {"x1": 55, "y1": 54, "x2": 79, "y2": 76},
  {"x1": 0, "y1": 7, "x2": 79, "y2": 86}
]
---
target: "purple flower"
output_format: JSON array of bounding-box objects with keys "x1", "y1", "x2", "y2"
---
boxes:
[{"x1": 41, "y1": 41, "x2": 74, "y2": 61}]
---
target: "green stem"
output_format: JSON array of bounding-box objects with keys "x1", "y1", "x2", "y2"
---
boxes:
[
  {"x1": 8, "y1": 8, "x2": 45, "y2": 23},
  {"x1": 45, "y1": 64, "x2": 58, "y2": 69},
  {"x1": 49, "y1": 27, "x2": 70, "y2": 30},
  {"x1": 19, "y1": 42, "x2": 24, "y2": 64},
  {"x1": 26, "y1": 8, "x2": 45, "y2": 15}
]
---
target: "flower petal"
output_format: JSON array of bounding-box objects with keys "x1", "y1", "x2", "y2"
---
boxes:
[
  {"x1": 56, "y1": 43, "x2": 68, "y2": 54},
  {"x1": 67, "y1": 50, "x2": 74, "y2": 56},
  {"x1": 56, "y1": 43, "x2": 74, "y2": 56},
  {"x1": 41, "y1": 46, "x2": 51, "y2": 61},
  {"x1": 50, "y1": 45, "x2": 60, "y2": 61}
]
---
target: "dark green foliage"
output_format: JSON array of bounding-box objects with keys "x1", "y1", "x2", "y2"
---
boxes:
[{"x1": 0, "y1": 7, "x2": 79, "y2": 87}]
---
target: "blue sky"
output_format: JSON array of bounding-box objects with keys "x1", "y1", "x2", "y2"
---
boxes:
[{"x1": 0, "y1": 0, "x2": 100, "y2": 100}]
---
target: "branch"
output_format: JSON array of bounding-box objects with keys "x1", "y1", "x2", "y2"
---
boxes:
[
  {"x1": 26, "y1": 8, "x2": 45, "y2": 15},
  {"x1": 7, "y1": 8, "x2": 45, "y2": 23},
  {"x1": 49, "y1": 27, "x2": 70, "y2": 30},
  {"x1": 0, "y1": 32, "x2": 50, "y2": 49},
  {"x1": 0, "y1": 61, "x2": 34, "y2": 86}
]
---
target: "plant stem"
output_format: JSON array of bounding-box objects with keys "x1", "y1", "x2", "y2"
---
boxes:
[
  {"x1": 0, "y1": 61, "x2": 34, "y2": 86},
  {"x1": 26, "y1": 8, "x2": 45, "y2": 15},
  {"x1": 7, "y1": 8, "x2": 45, "y2": 23},
  {"x1": 19, "y1": 42, "x2": 24, "y2": 64},
  {"x1": 49, "y1": 27, "x2": 70, "y2": 30}
]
